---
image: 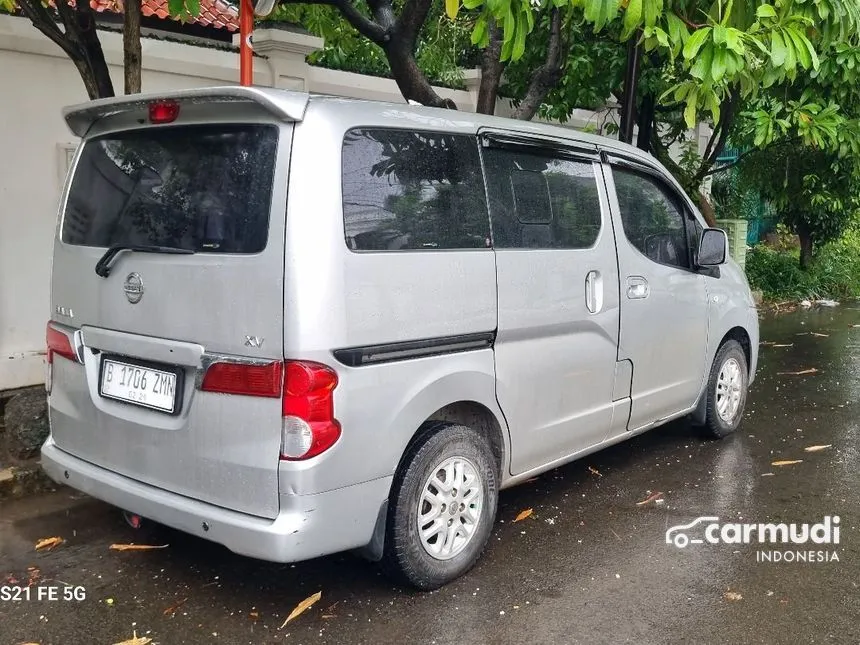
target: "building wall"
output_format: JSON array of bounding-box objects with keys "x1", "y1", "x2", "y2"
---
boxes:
[{"x1": 0, "y1": 14, "x2": 707, "y2": 390}]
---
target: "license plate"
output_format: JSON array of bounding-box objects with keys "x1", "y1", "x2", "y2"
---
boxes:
[{"x1": 99, "y1": 358, "x2": 179, "y2": 413}]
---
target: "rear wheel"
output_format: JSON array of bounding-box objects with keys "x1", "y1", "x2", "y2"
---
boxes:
[
  {"x1": 702, "y1": 340, "x2": 749, "y2": 438},
  {"x1": 381, "y1": 422, "x2": 498, "y2": 590}
]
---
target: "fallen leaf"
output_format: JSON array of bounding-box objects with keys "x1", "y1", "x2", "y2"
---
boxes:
[
  {"x1": 724, "y1": 591, "x2": 743, "y2": 602},
  {"x1": 163, "y1": 597, "x2": 187, "y2": 616},
  {"x1": 811, "y1": 332, "x2": 829, "y2": 337},
  {"x1": 804, "y1": 444, "x2": 832, "y2": 452},
  {"x1": 772, "y1": 460, "x2": 803, "y2": 467},
  {"x1": 513, "y1": 508, "x2": 533, "y2": 522},
  {"x1": 109, "y1": 544, "x2": 169, "y2": 551},
  {"x1": 761, "y1": 473, "x2": 775, "y2": 477},
  {"x1": 280, "y1": 591, "x2": 322, "y2": 628},
  {"x1": 322, "y1": 615, "x2": 337, "y2": 619},
  {"x1": 34, "y1": 537, "x2": 63, "y2": 551},
  {"x1": 770, "y1": 344, "x2": 793, "y2": 348},
  {"x1": 587, "y1": 466, "x2": 602, "y2": 477},
  {"x1": 777, "y1": 368, "x2": 819, "y2": 376},
  {"x1": 636, "y1": 491, "x2": 664, "y2": 506},
  {"x1": 249, "y1": 611, "x2": 259, "y2": 619},
  {"x1": 113, "y1": 631, "x2": 151, "y2": 645},
  {"x1": 851, "y1": 324, "x2": 860, "y2": 328}
]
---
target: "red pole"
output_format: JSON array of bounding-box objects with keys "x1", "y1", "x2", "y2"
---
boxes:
[{"x1": 239, "y1": 0, "x2": 253, "y2": 86}]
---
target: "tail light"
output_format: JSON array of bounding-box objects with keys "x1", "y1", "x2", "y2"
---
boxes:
[
  {"x1": 199, "y1": 358, "x2": 341, "y2": 460},
  {"x1": 200, "y1": 361, "x2": 282, "y2": 397},
  {"x1": 148, "y1": 100, "x2": 180, "y2": 124},
  {"x1": 280, "y1": 361, "x2": 341, "y2": 460},
  {"x1": 46, "y1": 322, "x2": 79, "y2": 394}
]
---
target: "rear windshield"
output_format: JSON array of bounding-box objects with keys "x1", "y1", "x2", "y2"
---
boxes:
[{"x1": 62, "y1": 124, "x2": 279, "y2": 253}]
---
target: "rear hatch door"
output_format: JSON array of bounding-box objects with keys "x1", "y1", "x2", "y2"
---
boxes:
[{"x1": 48, "y1": 93, "x2": 299, "y2": 519}]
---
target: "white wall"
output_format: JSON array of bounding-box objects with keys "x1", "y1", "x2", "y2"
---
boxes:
[{"x1": 0, "y1": 14, "x2": 708, "y2": 390}]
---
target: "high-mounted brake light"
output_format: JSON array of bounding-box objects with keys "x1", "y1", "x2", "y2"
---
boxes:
[
  {"x1": 148, "y1": 100, "x2": 180, "y2": 124},
  {"x1": 280, "y1": 361, "x2": 341, "y2": 461},
  {"x1": 200, "y1": 361, "x2": 282, "y2": 398}
]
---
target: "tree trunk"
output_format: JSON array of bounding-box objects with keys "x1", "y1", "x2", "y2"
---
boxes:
[
  {"x1": 72, "y1": 1, "x2": 115, "y2": 98},
  {"x1": 383, "y1": 40, "x2": 456, "y2": 108},
  {"x1": 476, "y1": 21, "x2": 504, "y2": 115},
  {"x1": 798, "y1": 225, "x2": 814, "y2": 270},
  {"x1": 123, "y1": 0, "x2": 142, "y2": 94},
  {"x1": 510, "y1": 8, "x2": 564, "y2": 121},
  {"x1": 619, "y1": 32, "x2": 642, "y2": 144},
  {"x1": 636, "y1": 92, "x2": 655, "y2": 152}
]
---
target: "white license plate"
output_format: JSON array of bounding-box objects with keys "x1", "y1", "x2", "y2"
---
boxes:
[{"x1": 100, "y1": 359, "x2": 178, "y2": 413}]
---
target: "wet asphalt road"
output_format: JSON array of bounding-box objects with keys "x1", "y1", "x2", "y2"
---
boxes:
[{"x1": 2, "y1": 306, "x2": 859, "y2": 645}]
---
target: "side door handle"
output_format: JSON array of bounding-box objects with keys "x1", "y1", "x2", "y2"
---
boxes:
[
  {"x1": 626, "y1": 276, "x2": 650, "y2": 299},
  {"x1": 585, "y1": 270, "x2": 604, "y2": 314}
]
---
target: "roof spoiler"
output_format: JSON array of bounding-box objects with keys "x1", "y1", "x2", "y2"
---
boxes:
[{"x1": 62, "y1": 86, "x2": 311, "y2": 137}]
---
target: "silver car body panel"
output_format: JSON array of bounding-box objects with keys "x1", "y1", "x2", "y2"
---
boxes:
[{"x1": 43, "y1": 87, "x2": 759, "y2": 563}]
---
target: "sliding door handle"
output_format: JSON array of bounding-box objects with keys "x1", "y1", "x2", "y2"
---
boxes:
[
  {"x1": 585, "y1": 270, "x2": 604, "y2": 313},
  {"x1": 626, "y1": 276, "x2": 650, "y2": 299}
]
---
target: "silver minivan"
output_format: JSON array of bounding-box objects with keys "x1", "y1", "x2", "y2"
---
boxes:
[{"x1": 42, "y1": 86, "x2": 759, "y2": 590}]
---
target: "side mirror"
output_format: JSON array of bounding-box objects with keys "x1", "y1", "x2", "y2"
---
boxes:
[
  {"x1": 697, "y1": 228, "x2": 728, "y2": 266},
  {"x1": 253, "y1": 0, "x2": 277, "y2": 16}
]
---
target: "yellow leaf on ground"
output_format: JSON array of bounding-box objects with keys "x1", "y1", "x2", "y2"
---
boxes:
[
  {"x1": 113, "y1": 632, "x2": 152, "y2": 645},
  {"x1": 587, "y1": 466, "x2": 602, "y2": 477},
  {"x1": 280, "y1": 591, "x2": 322, "y2": 628},
  {"x1": 513, "y1": 508, "x2": 533, "y2": 522},
  {"x1": 724, "y1": 591, "x2": 743, "y2": 601},
  {"x1": 109, "y1": 544, "x2": 169, "y2": 551},
  {"x1": 772, "y1": 459, "x2": 803, "y2": 467},
  {"x1": 777, "y1": 368, "x2": 819, "y2": 376},
  {"x1": 34, "y1": 537, "x2": 63, "y2": 551},
  {"x1": 636, "y1": 491, "x2": 664, "y2": 506},
  {"x1": 804, "y1": 444, "x2": 832, "y2": 452}
]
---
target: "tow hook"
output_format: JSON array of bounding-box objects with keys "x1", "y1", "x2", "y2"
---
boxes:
[{"x1": 122, "y1": 511, "x2": 143, "y2": 530}]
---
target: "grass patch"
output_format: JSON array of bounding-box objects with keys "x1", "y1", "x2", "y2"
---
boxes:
[{"x1": 746, "y1": 229, "x2": 860, "y2": 301}]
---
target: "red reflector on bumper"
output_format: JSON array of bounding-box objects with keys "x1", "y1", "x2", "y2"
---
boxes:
[{"x1": 201, "y1": 361, "x2": 282, "y2": 398}]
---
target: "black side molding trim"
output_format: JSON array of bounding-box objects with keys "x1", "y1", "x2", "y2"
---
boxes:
[{"x1": 333, "y1": 331, "x2": 496, "y2": 367}]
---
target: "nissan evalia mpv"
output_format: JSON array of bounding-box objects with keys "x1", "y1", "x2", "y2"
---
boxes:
[{"x1": 42, "y1": 86, "x2": 758, "y2": 590}]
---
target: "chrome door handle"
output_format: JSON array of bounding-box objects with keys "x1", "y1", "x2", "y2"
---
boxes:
[
  {"x1": 585, "y1": 270, "x2": 604, "y2": 314},
  {"x1": 626, "y1": 276, "x2": 650, "y2": 299}
]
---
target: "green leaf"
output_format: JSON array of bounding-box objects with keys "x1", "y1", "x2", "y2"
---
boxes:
[
  {"x1": 463, "y1": 0, "x2": 482, "y2": 8},
  {"x1": 683, "y1": 27, "x2": 712, "y2": 60},
  {"x1": 712, "y1": 47, "x2": 727, "y2": 82},
  {"x1": 705, "y1": 89, "x2": 720, "y2": 124},
  {"x1": 666, "y1": 13, "x2": 689, "y2": 56},
  {"x1": 725, "y1": 28, "x2": 744, "y2": 55},
  {"x1": 784, "y1": 31, "x2": 797, "y2": 70},
  {"x1": 503, "y1": 6, "x2": 515, "y2": 43},
  {"x1": 622, "y1": 0, "x2": 643, "y2": 38},
  {"x1": 713, "y1": 25, "x2": 726, "y2": 45},
  {"x1": 756, "y1": 4, "x2": 777, "y2": 18},
  {"x1": 691, "y1": 42, "x2": 714, "y2": 81},
  {"x1": 771, "y1": 30, "x2": 786, "y2": 66},
  {"x1": 684, "y1": 87, "x2": 699, "y2": 128},
  {"x1": 785, "y1": 28, "x2": 811, "y2": 68},
  {"x1": 512, "y1": 10, "x2": 528, "y2": 60},
  {"x1": 471, "y1": 15, "x2": 489, "y2": 46},
  {"x1": 167, "y1": 0, "x2": 185, "y2": 17},
  {"x1": 655, "y1": 27, "x2": 669, "y2": 47},
  {"x1": 186, "y1": 0, "x2": 200, "y2": 16},
  {"x1": 644, "y1": 0, "x2": 662, "y2": 25}
]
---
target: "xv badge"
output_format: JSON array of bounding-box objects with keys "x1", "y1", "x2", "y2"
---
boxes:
[{"x1": 244, "y1": 336, "x2": 264, "y2": 348}]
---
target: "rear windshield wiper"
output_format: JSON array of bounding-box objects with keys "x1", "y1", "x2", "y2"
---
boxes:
[{"x1": 95, "y1": 245, "x2": 194, "y2": 278}]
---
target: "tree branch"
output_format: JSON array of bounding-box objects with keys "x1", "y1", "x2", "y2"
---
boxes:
[
  {"x1": 286, "y1": 0, "x2": 388, "y2": 43},
  {"x1": 476, "y1": 19, "x2": 503, "y2": 115},
  {"x1": 16, "y1": 0, "x2": 77, "y2": 61},
  {"x1": 701, "y1": 137, "x2": 801, "y2": 177},
  {"x1": 511, "y1": 7, "x2": 564, "y2": 121},
  {"x1": 395, "y1": 0, "x2": 432, "y2": 43}
]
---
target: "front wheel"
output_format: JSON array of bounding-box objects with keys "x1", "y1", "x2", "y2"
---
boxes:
[
  {"x1": 702, "y1": 340, "x2": 749, "y2": 439},
  {"x1": 381, "y1": 422, "x2": 498, "y2": 590}
]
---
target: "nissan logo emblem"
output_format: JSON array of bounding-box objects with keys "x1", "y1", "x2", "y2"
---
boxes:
[{"x1": 123, "y1": 273, "x2": 144, "y2": 304}]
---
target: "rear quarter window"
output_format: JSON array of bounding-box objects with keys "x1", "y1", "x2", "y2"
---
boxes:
[
  {"x1": 341, "y1": 128, "x2": 491, "y2": 251},
  {"x1": 62, "y1": 124, "x2": 279, "y2": 253}
]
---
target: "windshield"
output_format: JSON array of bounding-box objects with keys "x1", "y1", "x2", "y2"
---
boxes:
[{"x1": 62, "y1": 124, "x2": 279, "y2": 253}]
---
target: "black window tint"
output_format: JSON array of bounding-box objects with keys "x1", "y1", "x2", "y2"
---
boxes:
[
  {"x1": 483, "y1": 146, "x2": 602, "y2": 249},
  {"x1": 613, "y1": 168, "x2": 690, "y2": 269},
  {"x1": 62, "y1": 125, "x2": 278, "y2": 253},
  {"x1": 341, "y1": 129, "x2": 490, "y2": 251}
]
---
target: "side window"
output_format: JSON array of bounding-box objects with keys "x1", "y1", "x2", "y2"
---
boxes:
[
  {"x1": 612, "y1": 167, "x2": 690, "y2": 269},
  {"x1": 341, "y1": 129, "x2": 490, "y2": 251},
  {"x1": 482, "y1": 146, "x2": 602, "y2": 249}
]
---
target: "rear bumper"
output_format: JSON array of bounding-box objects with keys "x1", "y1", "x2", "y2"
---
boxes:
[{"x1": 40, "y1": 437, "x2": 392, "y2": 563}]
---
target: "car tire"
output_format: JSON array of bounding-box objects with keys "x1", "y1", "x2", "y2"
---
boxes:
[
  {"x1": 381, "y1": 422, "x2": 498, "y2": 590},
  {"x1": 702, "y1": 340, "x2": 749, "y2": 439}
]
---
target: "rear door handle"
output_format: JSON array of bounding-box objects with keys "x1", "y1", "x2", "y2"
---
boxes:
[
  {"x1": 626, "y1": 276, "x2": 650, "y2": 299},
  {"x1": 585, "y1": 270, "x2": 604, "y2": 313}
]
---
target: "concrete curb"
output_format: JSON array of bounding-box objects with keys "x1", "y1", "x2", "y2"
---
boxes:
[{"x1": 0, "y1": 462, "x2": 59, "y2": 501}]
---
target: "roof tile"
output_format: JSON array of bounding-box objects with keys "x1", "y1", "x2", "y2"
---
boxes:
[{"x1": 57, "y1": 0, "x2": 239, "y2": 31}]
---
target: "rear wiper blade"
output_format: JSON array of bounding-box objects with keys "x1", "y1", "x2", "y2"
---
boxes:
[{"x1": 95, "y1": 244, "x2": 194, "y2": 278}]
